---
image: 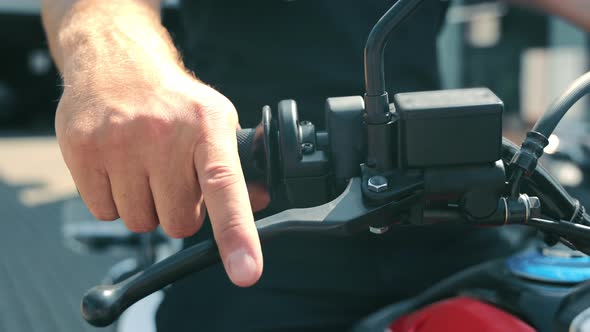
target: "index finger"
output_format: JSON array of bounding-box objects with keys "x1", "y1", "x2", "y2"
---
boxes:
[{"x1": 193, "y1": 109, "x2": 263, "y2": 287}]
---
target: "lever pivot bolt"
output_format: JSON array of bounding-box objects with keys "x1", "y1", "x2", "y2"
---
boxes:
[{"x1": 368, "y1": 176, "x2": 388, "y2": 192}]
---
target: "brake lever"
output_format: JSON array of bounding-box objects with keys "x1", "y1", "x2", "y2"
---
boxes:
[{"x1": 81, "y1": 177, "x2": 422, "y2": 327}]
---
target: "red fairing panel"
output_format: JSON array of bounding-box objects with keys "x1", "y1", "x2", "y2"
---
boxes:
[{"x1": 389, "y1": 297, "x2": 536, "y2": 332}]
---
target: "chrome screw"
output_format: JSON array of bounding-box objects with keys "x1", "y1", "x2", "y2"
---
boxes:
[{"x1": 369, "y1": 226, "x2": 389, "y2": 234}]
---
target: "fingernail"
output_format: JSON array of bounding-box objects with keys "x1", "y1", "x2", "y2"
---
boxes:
[{"x1": 227, "y1": 249, "x2": 258, "y2": 286}]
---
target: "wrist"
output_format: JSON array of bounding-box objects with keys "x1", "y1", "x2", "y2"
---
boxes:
[{"x1": 58, "y1": 2, "x2": 182, "y2": 83}]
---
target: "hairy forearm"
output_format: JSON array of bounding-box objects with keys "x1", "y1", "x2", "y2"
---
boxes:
[
  {"x1": 41, "y1": 0, "x2": 182, "y2": 79},
  {"x1": 508, "y1": 0, "x2": 590, "y2": 31}
]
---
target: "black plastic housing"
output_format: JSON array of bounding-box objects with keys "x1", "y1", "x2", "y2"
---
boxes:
[
  {"x1": 394, "y1": 88, "x2": 503, "y2": 168},
  {"x1": 325, "y1": 96, "x2": 366, "y2": 180},
  {"x1": 277, "y1": 100, "x2": 330, "y2": 207}
]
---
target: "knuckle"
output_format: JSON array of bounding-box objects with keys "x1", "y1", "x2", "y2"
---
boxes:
[
  {"x1": 100, "y1": 111, "x2": 177, "y2": 150},
  {"x1": 102, "y1": 112, "x2": 134, "y2": 148},
  {"x1": 193, "y1": 98, "x2": 237, "y2": 132},
  {"x1": 191, "y1": 100, "x2": 210, "y2": 119},
  {"x1": 202, "y1": 163, "x2": 242, "y2": 194},
  {"x1": 216, "y1": 218, "x2": 249, "y2": 245},
  {"x1": 119, "y1": 208, "x2": 159, "y2": 233},
  {"x1": 64, "y1": 122, "x2": 100, "y2": 151},
  {"x1": 192, "y1": 106, "x2": 219, "y2": 135},
  {"x1": 60, "y1": 108, "x2": 126, "y2": 152},
  {"x1": 135, "y1": 112, "x2": 177, "y2": 143},
  {"x1": 163, "y1": 223, "x2": 199, "y2": 239},
  {"x1": 161, "y1": 208, "x2": 203, "y2": 239}
]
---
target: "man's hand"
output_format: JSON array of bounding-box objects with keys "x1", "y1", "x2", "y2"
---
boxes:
[{"x1": 43, "y1": 0, "x2": 266, "y2": 287}]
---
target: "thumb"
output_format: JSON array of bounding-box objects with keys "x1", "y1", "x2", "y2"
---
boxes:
[{"x1": 194, "y1": 105, "x2": 263, "y2": 287}]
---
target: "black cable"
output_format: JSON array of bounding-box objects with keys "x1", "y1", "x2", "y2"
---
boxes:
[
  {"x1": 558, "y1": 237, "x2": 578, "y2": 251},
  {"x1": 533, "y1": 71, "x2": 590, "y2": 137},
  {"x1": 510, "y1": 71, "x2": 590, "y2": 196},
  {"x1": 502, "y1": 138, "x2": 578, "y2": 220},
  {"x1": 529, "y1": 217, "x2": 590, "y2": 241},
  {"x1": 530, "y1": 217, "x2": 590, "y2": 255}
]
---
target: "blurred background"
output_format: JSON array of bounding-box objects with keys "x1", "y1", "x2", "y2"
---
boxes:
[{"x1": 0, "y1": 0, "x2": 588, "y2": 331}]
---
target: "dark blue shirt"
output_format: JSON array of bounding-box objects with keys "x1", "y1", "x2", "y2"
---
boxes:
[{"x1": 180, "y1": 0, "x2": 448, "y2": 127}]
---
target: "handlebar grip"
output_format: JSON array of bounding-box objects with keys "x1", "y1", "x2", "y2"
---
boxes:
[
  {"x1": 81, "y1": 240, "x2": 219, "y2": 327},
  {"x1": 236, "y1": 127, "x2": 266, "y2": 182}
]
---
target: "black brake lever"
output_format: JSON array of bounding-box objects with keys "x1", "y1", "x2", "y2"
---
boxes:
[{"x1": 81, "y1": 177, "x2": 422, "y2": 327}]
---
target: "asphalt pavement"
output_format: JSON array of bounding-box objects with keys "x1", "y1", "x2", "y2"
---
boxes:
[{"x1": 0, "y1": 135, "x2": 117, "y2": 332}]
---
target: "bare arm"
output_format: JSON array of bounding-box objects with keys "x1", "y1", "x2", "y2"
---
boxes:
[
  {"x1": 507, "y1": 0, "x2": 590, "y2": 31},
  {"x1": 41, "y1": 0, "x2": 265, "y2": 287},
  {"x1": 41, "y1": 0, "x2": 169, "y2": 72}
]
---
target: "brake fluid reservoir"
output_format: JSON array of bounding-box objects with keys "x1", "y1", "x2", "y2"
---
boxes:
[
  {"x1": 507, "y1": 246, "x2": 590, "y2": 284},
  {"x1": 394, "y1": 88, "x2": 503, "y2": 168}
]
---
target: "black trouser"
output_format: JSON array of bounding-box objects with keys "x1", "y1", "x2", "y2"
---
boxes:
[{"x1": 156, "y1": 219, "x2": 534, "y2": 331}]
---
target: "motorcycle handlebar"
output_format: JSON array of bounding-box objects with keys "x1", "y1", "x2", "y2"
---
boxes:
[
  {"x1": 237, "y1": 128, "x2": 264, "y2": 182},
  {"x1": 80, "y1": 126, "x2": 590, "y2": 328}
]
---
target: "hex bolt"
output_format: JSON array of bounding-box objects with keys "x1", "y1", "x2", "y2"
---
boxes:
[
  {"x1": 369, "y1": 226, "x2": 389, "y2": 234},
  {"x1": 528, "y1": 196, "x2": 542, "y2": 219},
  {"x1": 301, "y1": 142, "x2": 315, "y2": 155},
  {"x1": 368, "y1": 175, "x2": 388, "y2": 193},
  {"x1": 529, "y1": 196, "x2": 541, "y2": 210}
]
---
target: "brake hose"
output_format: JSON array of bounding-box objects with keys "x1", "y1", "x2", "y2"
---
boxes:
[
  {"x1": 503, "y1": 138, "x2": 578, "y2": 220},
  {"x1": 533, "y1": 71, "x2": 590, "y2": 137},
  {"x1": 510, "y1": 71, "x2": 590, "y2": 198}
]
